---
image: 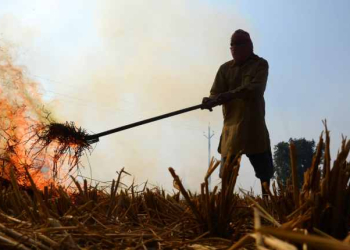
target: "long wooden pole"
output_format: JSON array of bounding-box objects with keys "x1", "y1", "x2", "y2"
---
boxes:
[{"x1": 86, "y1": 104, "x2": 204, "y2": 142}]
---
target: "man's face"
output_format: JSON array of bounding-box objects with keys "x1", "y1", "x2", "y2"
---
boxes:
[{"x1": 230, "y1": 34, "x2": 252, "y2": 63}]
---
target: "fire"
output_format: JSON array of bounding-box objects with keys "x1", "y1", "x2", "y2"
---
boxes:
[{"x1": 0, "y1": 47, "x2": 83, "y2": 189}]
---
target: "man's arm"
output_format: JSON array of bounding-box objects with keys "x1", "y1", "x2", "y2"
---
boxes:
[
  {"x1": 210, "y1": 64, "x2": 228, "y2": 97},
  {"x1": 201, "y1": 64, "x2": 228, "y2": 110},
  {"x1": 229, "y1": 59, "x2": 269, "y2": 100},
  {"x1": 207, "y1": 59, "x2": 269, "y2": 105}
]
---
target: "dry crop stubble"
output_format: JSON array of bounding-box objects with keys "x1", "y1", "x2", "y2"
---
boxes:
[{"x1": 0, "y1": 122, "x2": 348, "y2": 249}]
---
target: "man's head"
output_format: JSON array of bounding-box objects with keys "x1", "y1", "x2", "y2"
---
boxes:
[{"x1": 230, "y1": 29, "x2": 253, "y2": 64}]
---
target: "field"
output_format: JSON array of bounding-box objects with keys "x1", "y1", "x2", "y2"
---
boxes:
[{"x1": 0, "y1": 123, "x2": 349, "y2": 250}]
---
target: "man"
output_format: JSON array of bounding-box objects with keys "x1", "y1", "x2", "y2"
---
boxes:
[{"x1": 202, "y1": 29, "x2": 273, "y2": 197}]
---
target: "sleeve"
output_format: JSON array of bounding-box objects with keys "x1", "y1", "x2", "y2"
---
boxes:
[
  {"x1": 230, "y1": 59, "x2": 269, "y2": 99},
  {"x1": 209, "y1": 64, "x2": 228, "y2": 98}
]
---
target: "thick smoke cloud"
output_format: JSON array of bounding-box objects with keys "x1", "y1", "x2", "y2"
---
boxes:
[{"x1": 0, "y1": 1, "x2": 256, "y2": 192}]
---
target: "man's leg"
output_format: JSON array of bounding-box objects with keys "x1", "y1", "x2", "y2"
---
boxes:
[
  {"x1": 219, "y1": 156, "x2": 226, "y2": 178},
  {"x1": 246, "y1": 150, "x2": 274, "y2": 198},
  {"x1": 219, "y1": 155, "x2": 236, "y2": 178}
]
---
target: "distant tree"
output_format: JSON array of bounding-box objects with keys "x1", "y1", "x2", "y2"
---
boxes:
[{"x1": 273, "y1": 138, "x2": 316, "y2": 187}]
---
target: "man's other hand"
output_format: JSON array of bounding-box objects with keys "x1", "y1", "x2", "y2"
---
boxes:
[{"x1": 216, "y1": 92, "x2": 235, "y2": 104}]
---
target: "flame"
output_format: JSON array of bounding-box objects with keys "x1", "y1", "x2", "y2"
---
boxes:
[{"x1": 0, "y1": 47, "x2": 77, "y2": 189}]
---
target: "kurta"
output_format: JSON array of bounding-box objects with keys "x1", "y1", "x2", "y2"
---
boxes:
[{"x1": 210, "y1": 54, "x2": 271, "y2": 156}]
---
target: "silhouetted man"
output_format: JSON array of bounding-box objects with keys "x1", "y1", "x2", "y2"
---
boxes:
[{"x1": 202, "y1": 29, "x2": 273, "y2": 197}]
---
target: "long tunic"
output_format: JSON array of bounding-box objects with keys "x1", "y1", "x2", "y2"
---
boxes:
[{"x1": 210, "y1": 54, "x2": 271, "y2": 156}]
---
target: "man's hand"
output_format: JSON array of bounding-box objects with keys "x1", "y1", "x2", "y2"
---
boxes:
[
  {"x1": 201, "y1": 91, "x2": 235, "y2": 111},
  {"x1": 201, "y1": 97, "x2": 217, "y2": 111}
]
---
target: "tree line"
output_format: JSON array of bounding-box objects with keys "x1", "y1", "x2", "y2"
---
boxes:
[{"x1": 273, "y1": 138, "x2": 322, "y2": 187}]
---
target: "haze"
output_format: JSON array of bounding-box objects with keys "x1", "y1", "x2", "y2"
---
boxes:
[{"x1": 0, "y1": 0, "x2": 349, "y2": 194}]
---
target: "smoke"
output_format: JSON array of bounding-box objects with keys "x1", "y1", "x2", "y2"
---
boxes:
[{"x1": 0, "y1": 1, "x2": 254, "y2": 192}]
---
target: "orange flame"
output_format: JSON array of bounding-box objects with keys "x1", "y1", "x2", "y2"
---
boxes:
[{"x1": 0, "y1": 47, "x2": 76, "y2": 189}]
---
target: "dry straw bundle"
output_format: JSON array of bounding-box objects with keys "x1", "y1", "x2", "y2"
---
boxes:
[{"x1": 31, "y1": 121, "x2": 93, "y2": 179}]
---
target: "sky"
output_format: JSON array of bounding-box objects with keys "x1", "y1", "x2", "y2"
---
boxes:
[{"x1": 0, "y1": 0, "x2": 349, "y2": 194}]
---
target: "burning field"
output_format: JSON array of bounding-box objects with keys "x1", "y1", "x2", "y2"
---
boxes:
[
  {"x1": 0, "y1": 50, "x2": 350, "y2": 249},
  {"x1": 0, "y1": 126, "x2": 349, "y2": 249}
]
